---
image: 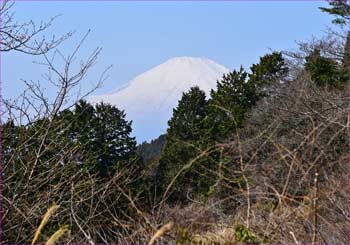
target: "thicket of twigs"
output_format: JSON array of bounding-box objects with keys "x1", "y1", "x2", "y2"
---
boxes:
[
  {"x1": 1, "y1": 0, "x2": 350, "y2": 244},
  {"x1": 148, "y1": 66, "x2": 350, "y2": 244}
]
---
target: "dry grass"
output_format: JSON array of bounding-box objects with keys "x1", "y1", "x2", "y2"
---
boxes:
[
  {"x1": 31, "y1": 205, "x2": 60, "y2": 245},
  {"x1": 148, "y1": 222, "x2": 174, "y2": 244}
]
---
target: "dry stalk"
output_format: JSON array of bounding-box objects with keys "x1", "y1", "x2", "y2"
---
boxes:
[
  {"x1": 31, "y1": 204, "x2": 60, "y2": 245},
  {"x1": 312, "y1": 172, "x2": 319, "y2": 244},
  {"x1": 46, "y1": 225, "x2": 70, "y2": 245},
  {"x1": 148, "y1": 222, "x2": 174, "y2": 245}
]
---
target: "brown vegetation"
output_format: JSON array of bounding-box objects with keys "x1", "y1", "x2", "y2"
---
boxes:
[{"x1": 1, "y1": 1, "x2": 350, "y2": 244}]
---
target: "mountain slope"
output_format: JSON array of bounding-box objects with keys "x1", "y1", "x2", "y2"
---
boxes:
[
  {"x1": 89, "y1": 56, "x2": 229, "y2": 142},
  {"x1": 137, "y1": 134, "x2": 166, "y2": 161}
]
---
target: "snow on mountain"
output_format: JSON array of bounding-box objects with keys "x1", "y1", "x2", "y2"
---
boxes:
[{"x1": 89, "y1": 56, "x2": 229, "y2": 142}]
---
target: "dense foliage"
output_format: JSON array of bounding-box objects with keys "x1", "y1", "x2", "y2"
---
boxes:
[
  {"x1": 155, "y1": 52, "x2": 289, "y2": 204},
  {"x1": 320, "y1": 0, "x2": 350, "y2": 26},
  {"x1": 2, "y1": 101, "x2": 143, "y2": 243},
  {"x1": 305, "y1": 48, "x2": 348, "y2": 88},
  {"x1": 156, "y1": 87, "x2": 211, "y2": 203},
  {"x1": 2, "y1": 1, "x2": 350, "y2": 244}
]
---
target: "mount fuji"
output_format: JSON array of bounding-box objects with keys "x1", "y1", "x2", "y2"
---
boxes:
[{"x1": 89, "y1": 57, "x2": 229, "y2": 142}]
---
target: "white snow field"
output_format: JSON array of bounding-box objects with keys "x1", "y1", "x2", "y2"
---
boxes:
[{"x1": 89, "y1": 56, "x2": 229, "y2": 142}]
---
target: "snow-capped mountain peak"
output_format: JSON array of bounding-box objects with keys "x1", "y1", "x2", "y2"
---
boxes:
[{"x1": 89, "y1": 56, "x2": 229, "y2": 142}]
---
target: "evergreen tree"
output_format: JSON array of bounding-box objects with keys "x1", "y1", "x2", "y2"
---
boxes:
[
  {"x1": 207, "y1": 67, "x2": 258, "y2": 141},
  {"x1": 2, "y1": 120, "x2": 25, "y2": 168},
  {"x1": 249, "y1": 52, "x2": 289, "y2": 90},
  {"x1": 70, "y1": 100, "x2": 95, "y2": 145},
  {"x1": 156, "y1": 53, "x2": 289, "y2": 203},
  {"x1": 53, "y1": 101, "x2": 96, "y2": 169},
  {"x1": 320, "y1": 0, "x2": 350, "y2": 26},
  {"x1": 167, "y1": 87, "x2": 208, "y2": 141},
  {"x1": 305, "y1": 49, "x2": 348, "y2": 88},
  {"x1": 55, "y1": 100, "x2": 137, "y2": 177},
  {"x1": 343, "y1": 31, "x2": 350, "y2": 79},
  {"x1": 93, "y1": 102, "x2": 137, "y2": 176},
  {"x1": 206, "y1": 53, "x2": 288, "y2": 142},
  {"x1": 156, "y1": 86, "x2": 210, "y2": 203},
  {"x1": 319, "y1": 1, "x2": 350, "y2": 85}
]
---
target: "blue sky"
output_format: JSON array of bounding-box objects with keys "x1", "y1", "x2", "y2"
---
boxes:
[{"x1": 3, "y1": 0, "x2": 334, "y2": 141}]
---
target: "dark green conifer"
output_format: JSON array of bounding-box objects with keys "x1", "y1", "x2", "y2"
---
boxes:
[
  {"x1": 305, "y1": 49, "x2": 348, "y2": 88},
  {"x1": 156, "y1": 86, "x2": 210, "y2": 203},
  {"x1": 320, "y1": 0, "x2": 350, "y2": 26}
]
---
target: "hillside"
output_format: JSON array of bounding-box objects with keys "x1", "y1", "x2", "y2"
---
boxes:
[{"x1": 137, "y1": 134, "x2": 166, "y2": 161}]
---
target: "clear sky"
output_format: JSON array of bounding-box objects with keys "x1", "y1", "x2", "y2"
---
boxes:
[{"x1": 2, "y1": 0, "x2": 335, "y2": 141}]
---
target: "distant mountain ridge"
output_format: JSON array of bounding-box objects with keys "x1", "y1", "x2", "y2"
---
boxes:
[
  {"x1": 136, "y1": 134, "x2": 166, "y2": 162},
  {"x1": 89, "y1": 56, "x2": 229, "y2": 142}
]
